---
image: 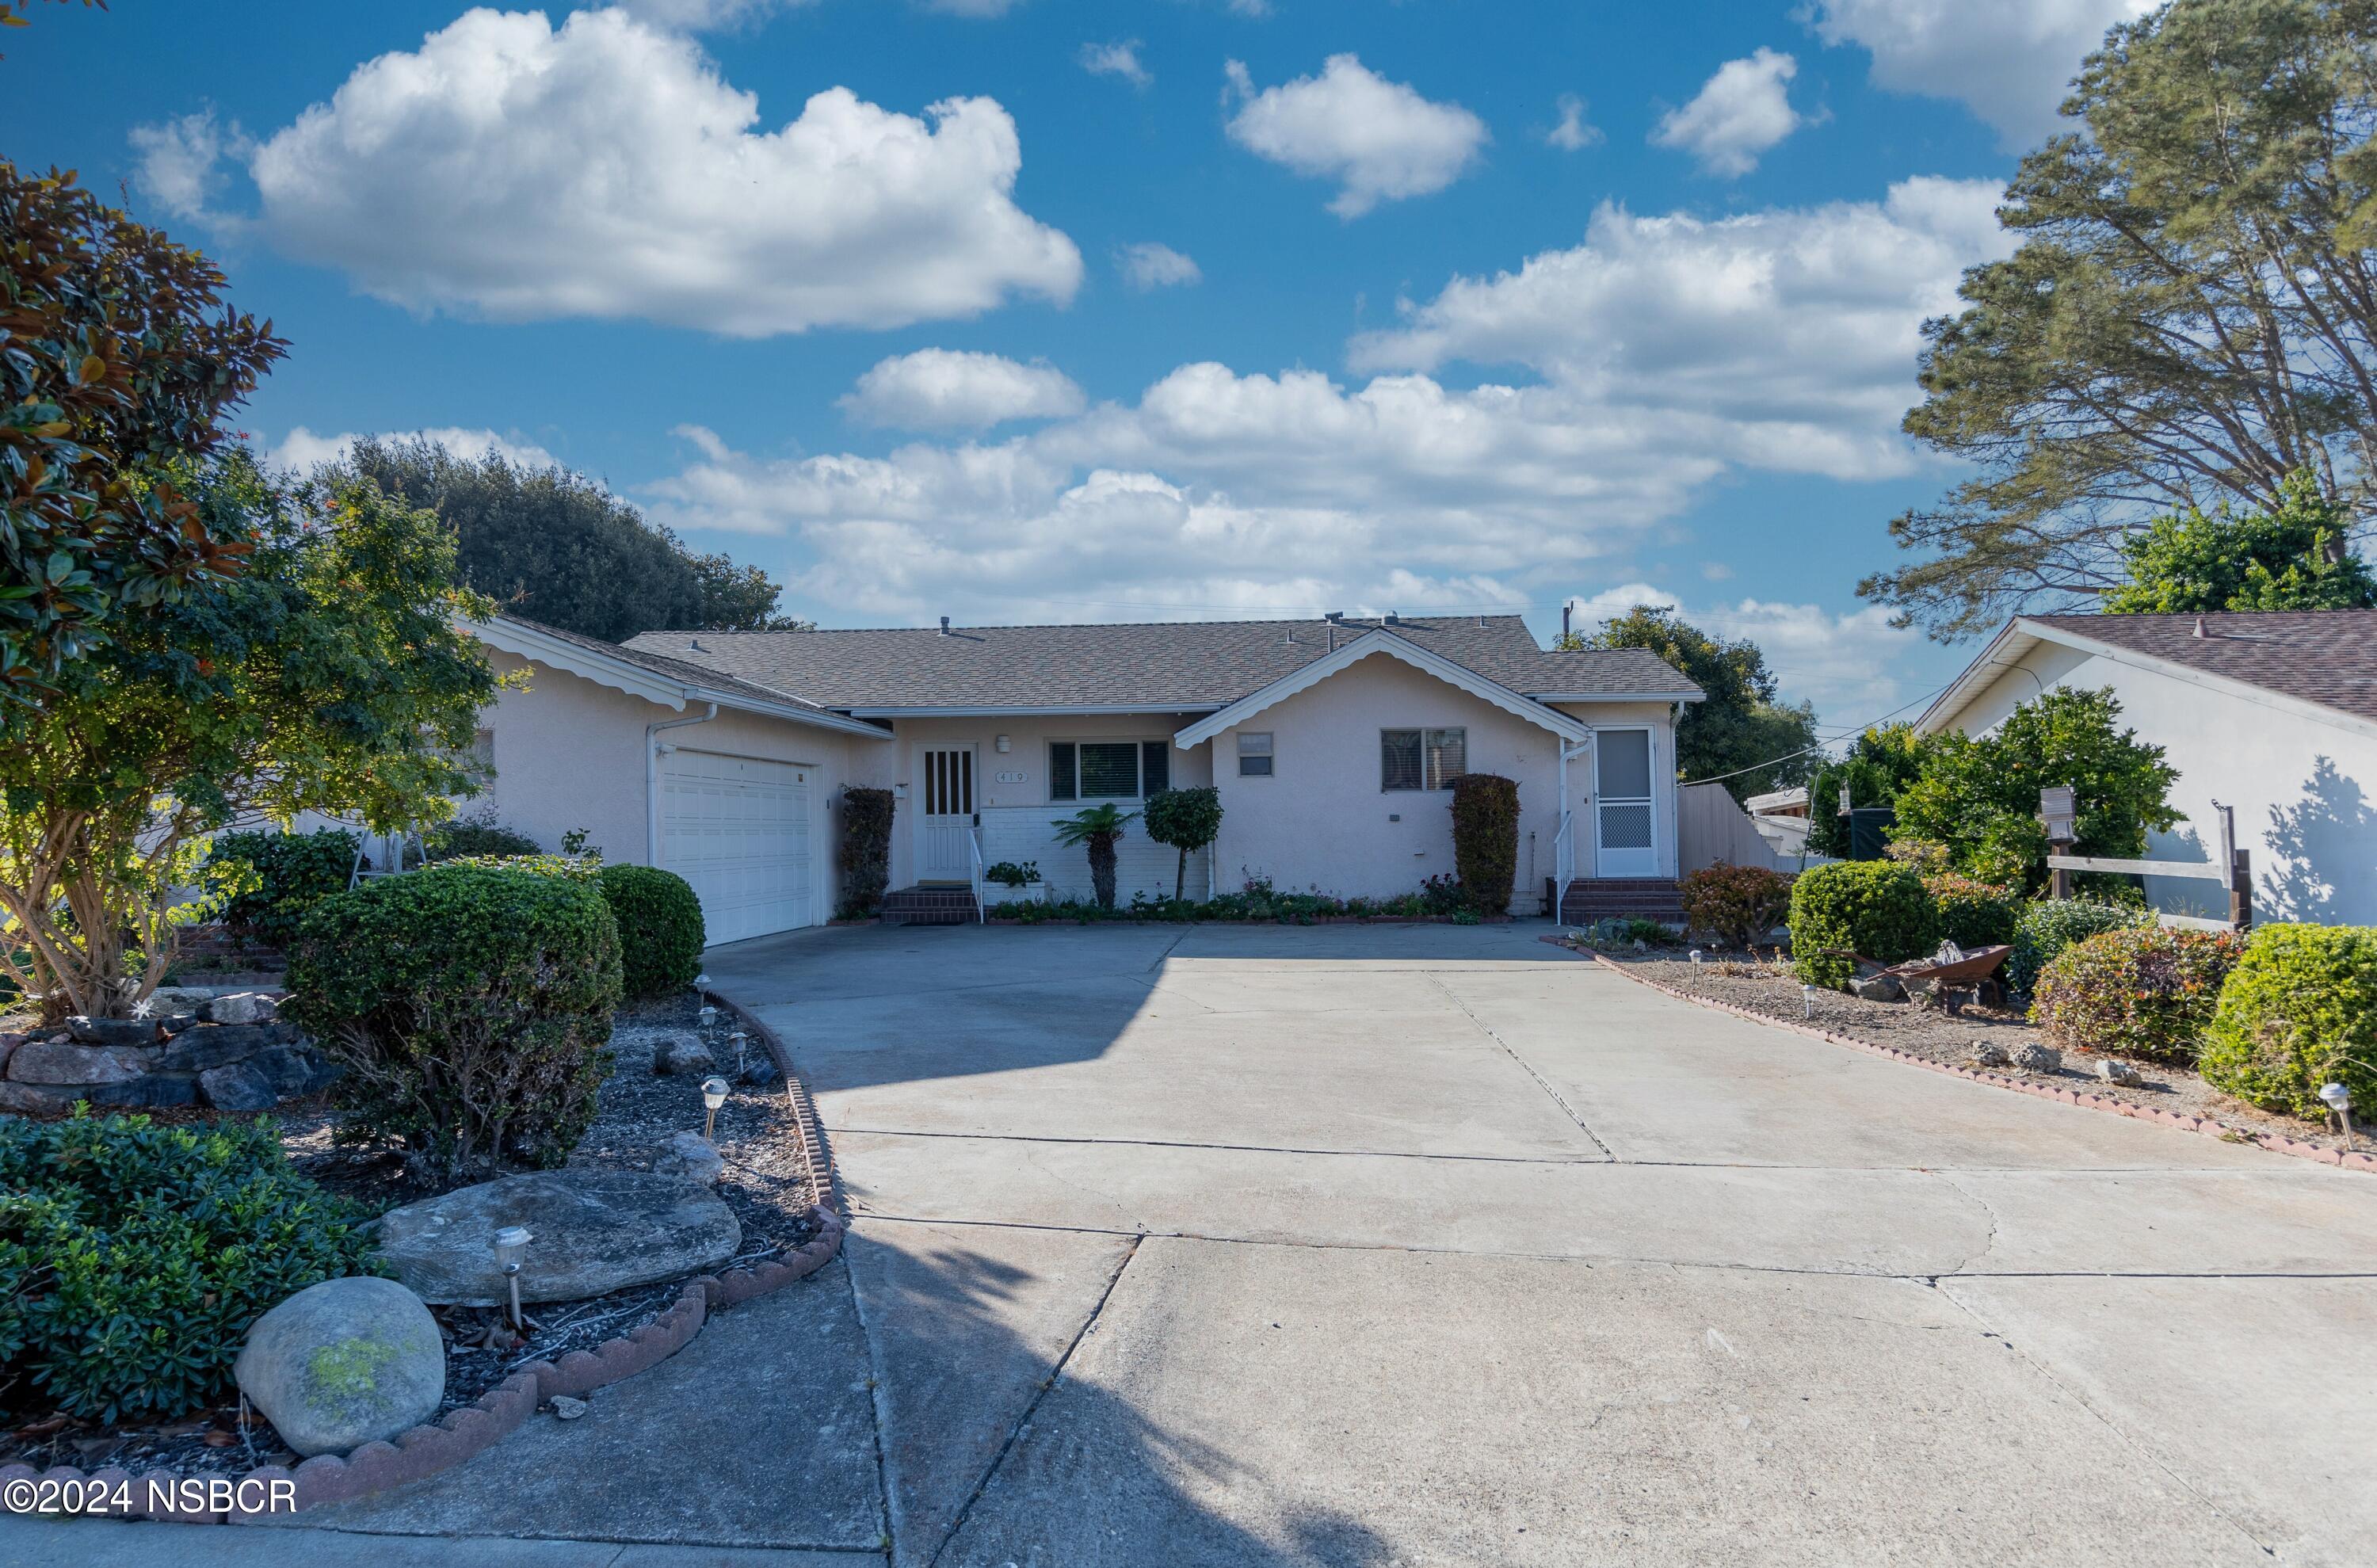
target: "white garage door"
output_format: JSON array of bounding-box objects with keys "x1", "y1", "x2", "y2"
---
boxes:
[{"x1": 658, "y1": 750, "x2": 815, "y2": 945}]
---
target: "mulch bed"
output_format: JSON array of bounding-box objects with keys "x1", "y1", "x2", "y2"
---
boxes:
[
  {"x1": 1, "y1": 994, "x2": 819, "y2": 1479},
  {"x1": 1593, "y1": 947, "x2": 2366, "y2": 1157}
]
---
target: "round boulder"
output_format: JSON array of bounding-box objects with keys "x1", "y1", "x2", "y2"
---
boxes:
[{"x1": 235, "y1": 1276, "x2": 445, "y2": 1458}]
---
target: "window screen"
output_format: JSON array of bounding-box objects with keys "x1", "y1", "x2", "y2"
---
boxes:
[
  {"x1": 1142, "y1": 741, "x2": 1170, "y2": 794},
  {"x1": 1381, "y1": 730, "x2": 1424, "y2": 791},
  {"x1": 1597, "y1": 729, "x2": 1652, "y2": 799},
  {"x1": 1048, "y1": 742, "x2": 1077, "y2": 802},
  {"x1": 1078, "y1": 742, "x2": 1140, "y2": 799},
  {"x1": 1238, "y1": 731, "x2": 1274, "y2": 776},
  {"x1": 1424, "y1": 728, "x2": 1466, "y2": 789}
]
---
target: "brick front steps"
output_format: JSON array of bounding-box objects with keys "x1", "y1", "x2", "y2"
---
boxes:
[
  {"x1": 879, "y1": 885, "x2": 980, "y2": 925},
  {"x1": 1554, "y1": 877, "x2": 1686, "y2": 928}
]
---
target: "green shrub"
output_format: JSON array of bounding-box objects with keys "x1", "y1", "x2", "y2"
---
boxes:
[
  {"x1": 0, "y1": 1112, "x2": 381, "y2": 1422},
  {"x1": 1142, "y1": 787, "x2": 1223, "y2": 902},
  {"x1": 1924, "y1": 873, "x2": 2021, "y2": 951},
  {"x1": 204, "y1": 829, "x2": 360, "y2": 946},
  {"x1": 1681, "y1": 863, "x2": 1793, "y2": 948},
  {"x1": 2200, "y1": 924, "x2": 2377, "y2": 1120},
  {"x1": 1788, "y1": 861, "x2": 1940, "y2": 988},
  {"x1": 837, "y1": 787, "x2": 895, "y2": 919},
  {"x1": 597, "y1": 864, "x2": 705, "y2": 998},
  {"x1": 425, "y1": 809, "x2": 544, "y2": 861},
  {"x1": 286, "y1": 863, "x2": 623, "y2": 1183},
  {"x1": 2029, "y1": 925, "x2": 2243, "y2": 1063},
  {"x1": 1448, "y1": 774, "x2": 1520, "y2": 914},
  {"x1": 2008, "y1": 898, "x2": 2151, "y2": 998}
]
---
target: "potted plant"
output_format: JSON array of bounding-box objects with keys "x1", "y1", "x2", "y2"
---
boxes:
[{"x1": 982, "y1": 860, "x2": 1044, "y2": 906}]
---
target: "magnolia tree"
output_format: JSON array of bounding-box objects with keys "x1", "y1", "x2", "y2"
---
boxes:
[{"x1": 0, "y1": 456, "x2": 502, "y2": 1020}]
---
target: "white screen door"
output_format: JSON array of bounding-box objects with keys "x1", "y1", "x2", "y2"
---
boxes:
[
  {"x1": 1593, "y1": 727, "x2": 1658, "y2": 878},
  {"x1": 918, "y1": 745, "x2": 976, "y2": 883}
]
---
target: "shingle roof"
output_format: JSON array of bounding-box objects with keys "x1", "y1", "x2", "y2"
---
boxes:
[
  {"x1": 2027, "y1": 611, "x2": 2377, "y2": 725},
  {"x1": 499, "y1": 615, "x2": 883, "y2": 725},
  {"x1": 619, "y1": 616, "x2": 1702, "y2": 712}
]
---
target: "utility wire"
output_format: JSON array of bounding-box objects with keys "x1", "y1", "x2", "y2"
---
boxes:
[{"x1": 1679, "y1": 679, "x2": 1956, "y2": 789}]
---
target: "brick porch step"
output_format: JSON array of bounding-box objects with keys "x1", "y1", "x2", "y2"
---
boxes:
[
  {"x1": 1554, "y1": 877, "x2": 1686, "y2": 927},
  {"x1": 879, "y1": 885, "x2": 980, "y2": 925}
]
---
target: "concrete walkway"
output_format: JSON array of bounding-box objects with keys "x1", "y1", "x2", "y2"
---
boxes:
[{"x1": 13, "y1": 922, "x2": 2377, "y2": 1566}]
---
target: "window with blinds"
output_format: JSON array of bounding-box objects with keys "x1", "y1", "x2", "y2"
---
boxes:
[
  {"x1": 1048, "y1": 739, "x2": 1171, "y2": 800},
  {"x1": 1382, "y1": 727, "x2": 1465, "y2": 791}
]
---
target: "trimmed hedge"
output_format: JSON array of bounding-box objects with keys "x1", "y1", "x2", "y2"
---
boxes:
[
  {"x1": 2200, "y1": 924, "x2": 2377, "y2": 1120},
  {"x1": 205, "y1": 828, "x2": 360, "y2": 946},
  {"x1": 597, "y1": 863, "x2": 705, "y2": 998},
  {"x1": 0, "y1": 1112, "x2": 381, "y2": 1421},
  {"x1": 837, "y1": 787, "x2": 895, "y2": 919},
  {"x1": 1788, "y1": 861, "x2": 1939, "y2": 988},
  {"x1": 286, "y1": 862, "x2": 623, "y2": 1183},
  {"x1": 1448, "y1": 774, "x2": 1520, "y2": 914},
  {"x1": 1923, "y1": 873, "x2": 2021, "y2": 951},
  {"x1": 425, "y1": 809, "x2": 544, "y2": 862},
  {"x1": 2008, "y1": 898, "x2": 2150, "y2": 999},
  {"x1": 2028, "y1": 925, "x2": 2243, "y2": 1063},
  {"x1": 1681, "y1": 863, "x2": 1793, "y2": 948}
]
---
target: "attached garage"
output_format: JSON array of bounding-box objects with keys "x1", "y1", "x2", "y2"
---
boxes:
[{"x1": 659, "y1": 750, "x2": 815, "y2": 945}]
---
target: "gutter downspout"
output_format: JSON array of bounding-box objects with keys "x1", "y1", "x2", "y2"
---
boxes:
[{"x1": 646, "y1": 703, "x2": 718, "y2": 865}]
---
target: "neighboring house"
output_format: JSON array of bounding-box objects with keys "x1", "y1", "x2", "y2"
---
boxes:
[
  {"x1": 1918, "y1": 611, "x2": 2377, "y2": 925},
  {"x1": 464, "y1": 612, "x2": 1704, "y2": 943},
  {"x1": 1742, "y1": 785, "x2": 1814, "y2": 860}
]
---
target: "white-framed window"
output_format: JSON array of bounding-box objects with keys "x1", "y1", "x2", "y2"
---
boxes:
[
  {"x1": 1048, "y1": 740, "x2": 1171, "y2": 802},
  {"x1": 1381, "y1": 727, "x2": 1465, "y2": 792},
  {"x1": 1237, "y1": 731, "x2": 1274, "y2": 776}
]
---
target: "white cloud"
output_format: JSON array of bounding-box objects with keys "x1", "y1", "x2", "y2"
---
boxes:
[
  {"x1": 1350, "y1": 177, "x2": 2012, "y2": 478},
  {"x1": 128, "y1": 111, "x2": 250, "y2": 220},
  {"x1": 1079, "y1": 39, "x2": 1150, "y2": 88},
  {"x1": 1117, "y1": 242, "x2": 1202, "y2": 290},
  {"x1": 615, "y1": 0, "x2": 806, "y2": 28},
  {"x1": 1651, "y1": 47, "x2": 1808, "y2": 176},
  {"x1": 267, "y1": 425, "x2": 559, "y2": 475},
  {"x1": 635, "y1": 179, "x2": 2010, "y2": 725},
  {"x1": 838, "y1": 349, "x2": 1085, "y2": 430},
  {"x1": 1565, "y1": 584, "x2": 1924, "y2": 719},
  {"x1": 1223, "y1": 54, "x2": 1489, "y2": 218},
  {"x1": 1544, "y1": 94, "x2": 1603, "y2": 152},
  {"x1": 1807, "y1": 0, "x2": 2154, "y2": 143},
  {"x1": 135, "y1": 9, "x2": 1079, "y2": 337}
]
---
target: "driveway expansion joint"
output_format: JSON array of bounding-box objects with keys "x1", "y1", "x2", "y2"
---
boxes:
[{"x1": 1424, "y1": 974, "x2": 1616, "y2": 1159}]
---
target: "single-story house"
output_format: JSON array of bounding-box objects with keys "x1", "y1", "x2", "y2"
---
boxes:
[
  {"x1": 1917, "y1": 610, "x2": 2377, "y2": 925},
  {"x1": 464, "y1": 612, "x2": 1705, "y2": 942}
]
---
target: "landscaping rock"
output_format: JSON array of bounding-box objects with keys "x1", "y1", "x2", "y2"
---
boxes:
[
  {"x1": 376, "y1": 1169, "x2": 742, "y2": 1306},
  {"x1": 82, "y1": 1074, "x2": 198, "y2": 1109},
  {"x1": 206, "y1": 991, "x2": 280, "y2": 1026},
  {"x1": 0, "y1": 1034, "x2": 20, "y2": 1076},
  {"x1": 6, "y1": 1039, "x2": 154, "y2": 1085},
  {"x1": 2097, "y1": 1058, "x2": 2143, "y2": 1085},
  {"x1": 200, "y1": 1061, "x2": 282, "y2": 1112},
  {"x1": 63, "y1": 1017, "x2": 165, "y2": 1050},
  {"x1": 1969, "y1": 1040, "x2": 2010, "y2": 1068},
  {"x1": 1851, "y1": 975, "x2": 1906, "y2": 1003},
  {"x1": 654, "y1": 1129, "x2": 726, "y2": 1185},
  {"x1": 653, "y1": 1033, "x2": 715, "y2": 1076},
  {"x1": 200, "y1": 1047, "x2": 337, "y2": 1111},
  {"x1": 152, "y1": 1012, "x2": 200, "y2": 1036},
  {"x1": 153, "y1": 1022, "x2": 288, "y2": 1074},
  {"x1": 550, "y1": 1395, "x2": 588, "y2": 1421},
  {"x1": 0, "y1": 1081, "x2": 77, "y2": 1115},
  {"x1": 145, "y1": 986, "x2": 219, "y2": 1014},
  {"x1": 235, "y1": 1276, "x2": 444, "y2": 1459},
  {"x1": 2011, "y1": 1043, "x2": 2062, "y2": 1072}
]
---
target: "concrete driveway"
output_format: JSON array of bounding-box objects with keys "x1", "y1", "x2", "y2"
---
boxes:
[{"x1": 18, "y1": 922, "x2": 2376, "y2": 1568}]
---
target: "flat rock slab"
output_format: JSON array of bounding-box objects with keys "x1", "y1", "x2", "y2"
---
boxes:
[
  {"x1": 377, "y1": 1169, "x2": 741, "y2": 1306},
  {"x1": 276, "y1": 1260, "x2": 883, "y2": 1551}
]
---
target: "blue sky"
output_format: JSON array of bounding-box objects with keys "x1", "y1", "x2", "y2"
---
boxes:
[{"x1": 5, "y1": 0, "x2": 2152, "y2": 733}]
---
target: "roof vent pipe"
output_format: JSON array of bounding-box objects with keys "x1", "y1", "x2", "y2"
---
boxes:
[
  {"x1": 939, "y1": 616, "x2": 951, "y2": 635},
  {"x1": 2194, "y1": 615, "x2": 2207, "y2": 639}
]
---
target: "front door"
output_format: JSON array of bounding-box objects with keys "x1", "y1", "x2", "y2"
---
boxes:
[
  {"x1": 1593, "y1": 727, "x2": 1658, "y2": 878},
  {"x1": 918, "y1": 745, "x2": 976, "y2": 883}
]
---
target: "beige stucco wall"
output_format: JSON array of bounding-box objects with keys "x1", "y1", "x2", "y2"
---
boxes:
[
  {"x1": 1203, "y1": 654, "x2": 1660, "y2": 914},
  {"x1": 1940, "y1": 642, "x2": 2377, "y2": 924},
  {"x1": 473, "y1": 650, "x2": 891, "y2": 926},
  {"x1": 882, "y1": 712, "x2": 1216, "y2": 902}
]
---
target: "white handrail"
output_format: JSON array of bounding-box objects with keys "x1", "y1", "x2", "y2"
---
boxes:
[
  {"x1": 967, "y1": 822, "x2": 986, "y2": 924},
  {"x1": 1551, "y1": 810, "x2": 1574, "y2": 921}
]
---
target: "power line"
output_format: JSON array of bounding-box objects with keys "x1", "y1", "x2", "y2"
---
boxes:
[{"x1": 1680, "y1": 679, "x2": 1956, "y2": 788}]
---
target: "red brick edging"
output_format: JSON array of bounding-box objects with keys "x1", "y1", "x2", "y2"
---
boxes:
[
  {"x1": 1, "y1": 994, "x2": 850, "y2": 1524},
  {"x1": 1561, "y1": 940, "x2": 2376, "y2": 1176}
]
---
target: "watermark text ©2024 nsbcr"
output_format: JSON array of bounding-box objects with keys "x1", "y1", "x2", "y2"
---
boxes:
[{"x1": 5, "y1": 1474, "x2": 300, "y2": 1516}]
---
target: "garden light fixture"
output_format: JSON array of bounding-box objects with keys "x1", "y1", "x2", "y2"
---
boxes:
[
  {"x1": 1802, "y1": 982, "x2": 1819, "y2": 1020},
  {"x1": 696, "y1": 971, "x2": 711, "y2": 990},
  {"x1": 1689, "y1": 949, "x2": 1704, "y2": 965},
  {"x1": 701, "y1": 1075, "x2": 730, "y2": 1141},
  {"x1": 492, "y1": 1226, "x2": 532, "y2": 1332},
  {"x1": 728, "y1": 1029, "x2": 750, "y2": 1077},
  {"x1": 2320, "y1": 1082, "x2": 2355, "y2": 1147},
  {"x1": 697, "y1": 1003, "x2": 719, "y2": 1043}
]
